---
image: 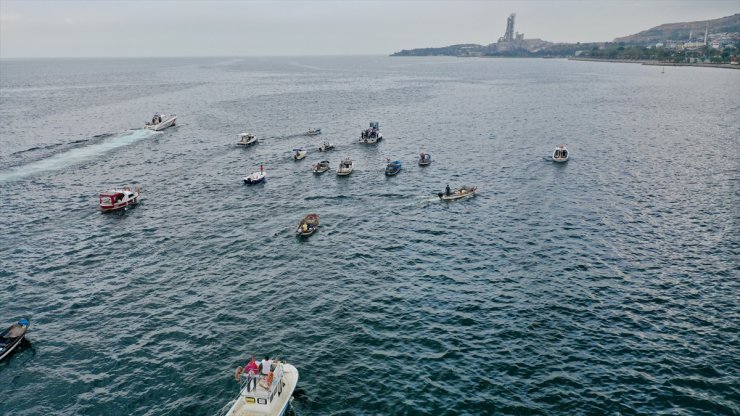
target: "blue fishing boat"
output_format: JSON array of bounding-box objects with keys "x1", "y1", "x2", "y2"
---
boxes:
[
  {"x1": 385, "y1": 160, "x2": 402, "y2": 176},
  {"x1": 418, "y1": 146, "x2": 432, "y2": 166}
]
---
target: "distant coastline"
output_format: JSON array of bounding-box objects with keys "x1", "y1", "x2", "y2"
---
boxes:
[{"x1": 567, "y1": 57, "x2": 740, "y2": 70}]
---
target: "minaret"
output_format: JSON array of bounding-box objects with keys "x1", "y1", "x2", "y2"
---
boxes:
[{"x1": 704, "y1": 24, "x2": 708, "y2": 45}]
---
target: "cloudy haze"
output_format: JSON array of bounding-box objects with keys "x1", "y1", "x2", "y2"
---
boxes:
[{"x1": 0, "y1": 0, "x2": 738, "y2": 58}]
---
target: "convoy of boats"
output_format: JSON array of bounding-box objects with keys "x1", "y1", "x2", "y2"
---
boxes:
[
  {"x1": 73, "y1": 115, "x2": 575, "y2": 415},
  {"x1": 144, "y1": 113, "x2": 177, "y2": 131},
  {"x1": 99, "y1": 186, "x2": 142, "y2": 212},
  {"x1": 1, "y1": 319, "x2": 29, "y2": 361}
]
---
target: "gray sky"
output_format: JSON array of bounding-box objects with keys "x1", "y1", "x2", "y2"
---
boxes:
[{"x1": 1, "y1": 0, "x2": 738, "y2": 58}]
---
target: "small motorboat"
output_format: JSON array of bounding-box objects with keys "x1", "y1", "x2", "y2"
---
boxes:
[
  {"x1": 144, "y1": 113, "x2": 177, "y2": 131},
  {"x1": 312, "y1": 160, "x2": 330, "y2": 174},
  {"x1": 1, "y1": 319, "x2": 29, "y2": 361},
  {"x1": 296, "y1": 213, "x2": 320, "y2": 237},
  {"x1": 237, "y1": 133, "x2": 258, "y2": 146},
  {"x1": 226, "y1": 360, "x2": 299, "y2": 416},
  {"x1": 418, "y1": 147, "x2": 432, "y2": 166},
  {"x1": 318, "y1": 142, "x2": 335, "y2": 152},
  {"x1": 385, "y1": 159, "x2": 402, "y2": 176},
  {"x1": 359, "y1": 121, "x2": 383, "y2": 144},
  {"x1": 336, "y1": 157, "x2": 354, "y2": 176},
  {"x1": 306, "y1": 128, "x2": 322, "y2": 136},
  {"x1": 439, "y1": 185, "x2": 477, "y2": 201},
  {"x1": 243, "y1": 167, "x2": 266, "y2": 185},
  {"x1": 552, "y1": 144, "x2": 569, "y2": 163},
  {"x1": 99, "y1": 186, "x2": 142, "y2": 212},
  {"x1": 293, "y1": 148, "x2": 307, "y2": 160}
]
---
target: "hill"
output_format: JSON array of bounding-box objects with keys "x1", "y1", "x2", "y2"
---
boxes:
[{"x1": 614, "y1": 14, "x2": 740, "y2": 44}]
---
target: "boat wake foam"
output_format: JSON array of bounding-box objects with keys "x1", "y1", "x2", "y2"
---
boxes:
[{"x1": 0, "y1": 129, "x2": 157, "y2": 183}]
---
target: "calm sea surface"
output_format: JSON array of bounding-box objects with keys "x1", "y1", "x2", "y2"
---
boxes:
[{"x1": 0, "y1": 56, "x2": 738, "y2": 415}]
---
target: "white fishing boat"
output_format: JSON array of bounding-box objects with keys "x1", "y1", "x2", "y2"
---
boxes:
[
  {"x1": 293, "y1": 148, "x2": 307, "y2": 160},
  {"x1": 312, "y1": 160, "x2": 330, "y2": 174},
  {"x1": 99, "y1": 186, "x2": 142, "y2": 212},
  {"x1": 359, "y1": 121, "x2": 383, "y2": 144},
  {"x1": 336, "y1": 157, "x2": 353, "y2": 176},
  {"x1": 418, "y1": 146, "x2": 432, "y2": 166},
  {"x1": 243, "y1": 167, "x2": 266, "y2": 185},
  {"x1": 438, "y1": 185, "x2": 477, "y2": 201},
  {"x1": 1, "y1": 319, "x2": 29, "y2": 362},
  {"x1": 144, "y1": 113, "x2": 177, "y2": 131},
  {"x1": 226, "y1": 361, "x2": 299, "y2": 416},
  {"x1": 306, "y1": 128, "x2": 322, "y2": 136},
  {"x1": 552, "y1": 144, "x2": 569, "y2": 163},
  {"x1": 318, "y1": 142, "x2": 335, "y2": 152},
  {"x1": 237, "y1": 133, "x2": 258, "y2": 146}
]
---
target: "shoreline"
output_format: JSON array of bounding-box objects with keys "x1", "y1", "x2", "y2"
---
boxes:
[{"x1": 568, "y1": 57, "x2": 740, "y2": 70}]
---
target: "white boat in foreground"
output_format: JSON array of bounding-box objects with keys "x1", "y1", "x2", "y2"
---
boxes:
[
  {"x1": 552, "y1": 144, "x2": 569, "y2": 163},
  {"x1": 237, "y1": 133, "x2": 258, "y2": 146},
  {"x1": 225, "y1": 362, "x2": 299, "y2": 416},
  {"x1": 99, "y1": 186, "x2": 142, "y2": 212},
  {"x1": 145, "y1": 113, "x2": 177, "y2": 131},
  {"x1": 439, "y1": 185, "x2": 477, "y2": 201},
  {"x1": 336, "y1": 157, "x2": 353, "y2": 176}
]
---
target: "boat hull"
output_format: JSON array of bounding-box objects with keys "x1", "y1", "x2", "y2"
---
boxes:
[
  {"x1": 237, "y1": 140, "x2": 258, "y2": 146},
  {"x1": 336, "y1": 169, "x2": 353, "y2": 176},
  {"x1": 243, "y1": 173, "x2": 266, "y2": 185},
  {"x1": 100, "y1": 192, "x2": 141, "y2": 212},
  {"x1": 0, "y1": 320, "x2": 29, "y2": 362},
  {"x1": 145, "y1": 115, "x2": 177, "y2": 131}
]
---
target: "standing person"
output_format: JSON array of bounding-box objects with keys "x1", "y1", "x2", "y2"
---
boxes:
[
  {"x1": 244, "y1": 356, "x2": 259, "y2": 375},
  {"x1": 260, "y1": 356, "x2": 273, "y2": 376},
  {"x1": 260, "y1": 164, "x2": 263, "y2": 173},
  {"x1": 445, "y1": 184, "x2": 451, "y2": 196}
]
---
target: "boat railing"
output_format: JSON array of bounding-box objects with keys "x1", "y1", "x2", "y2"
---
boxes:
[{"x1": 238, "y1": 363, "x2": 285, "y2": 404}]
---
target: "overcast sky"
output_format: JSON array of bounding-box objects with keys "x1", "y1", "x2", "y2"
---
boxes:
[{"x1": 0, "y1": 0, "x2": 738, "y2": 58}]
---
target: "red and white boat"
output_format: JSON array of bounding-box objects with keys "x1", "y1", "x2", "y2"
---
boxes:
[{"x1": 99, "y1": 186, "x2": 142, "y2": 212}]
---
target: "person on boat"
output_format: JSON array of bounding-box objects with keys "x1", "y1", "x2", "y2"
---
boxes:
[
  {"x1": 260, "y1": 356, "x2": 273, "y2": 376},
  {"x1": 259, "y1": 164, "x2": 264, "y2": 173},
  {"x1": 244, "y1": 356, "x2": 259, "y2": 375},
  {"x1": 445, "y1": 184, "x2": 451, "y2": 196}
]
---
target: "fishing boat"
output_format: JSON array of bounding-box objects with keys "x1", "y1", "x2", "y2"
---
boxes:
[
  {"x1": 312, "y1": 160, "x2": 330, "y2": 174},
  {"x1": 318, "y1": 142, "x2": 335, "y2": 152},
  {"x1": 552, "y1": 144, "x2": 569, "y2": 163},
  {"x1": 306, "y1": 128, "x2": 322, "y2": 136},
  {"x1": 359, "y1": 121, "x2": 383, "y2": 144},
  {"x1": 237, "y1": 133, "x2": 258, "y2": 146},
  {"x1": 243, "y1": 167, "x2": 266, "y2": 185},
  {"x1": 336, "y1": 157, "x2": 353, "y2": 176},
  {"x1": 293, "y1": 148, "x2": 307, "y2": 160},
  {"x1": 296, "y1": 213, "x2": 320, "y2": 237},
  {"x1": 99, "y1": 186, "x2": 142, "y2": 212},
  {"x1": 418, "y1": 147, "x2": 432, "y2": 166},
  {"x1": 226, "y1": 361, "x2": 299, "y2": 416},
  {"x1": 438, "y1": 185, "x2": 477, "y2": 201},
  {"x1": 144, "y1": 113, "x2": 177, "y2": 131},
  {"x1": 1, "y1": 319, "x2": 29, "y2": 361},
  {"x1": 385, "y1": 159, "x2": 402, "y2": 176}
]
